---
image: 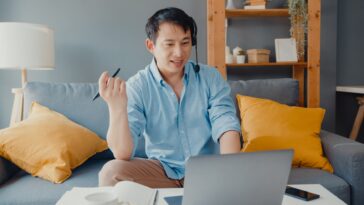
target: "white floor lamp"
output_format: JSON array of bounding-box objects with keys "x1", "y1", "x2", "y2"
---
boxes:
[{"x1": 0, "y1": 22, "x2": 55, "y2": 126}]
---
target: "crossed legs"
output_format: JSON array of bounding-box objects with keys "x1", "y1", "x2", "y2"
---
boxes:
[{"x1": 98, "y1": 158, "x2": 184, "y2": 188}]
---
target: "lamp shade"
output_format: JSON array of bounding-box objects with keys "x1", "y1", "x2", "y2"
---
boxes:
[{"x1": 0, "y1": 22, "x2": 54, "y2": 70}]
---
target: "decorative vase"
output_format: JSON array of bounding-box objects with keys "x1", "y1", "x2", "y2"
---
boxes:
[
  {"x1": 226, "y1": 53, "x2": 233, "y2": 64},
  {"x1": 226, "y1": 0, "x2": 236, "y2": 9},
  {"x1": 236, "y1": 55, "x2": 246, "y2": 64}
]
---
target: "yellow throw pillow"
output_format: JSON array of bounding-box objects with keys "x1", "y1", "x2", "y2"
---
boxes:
[
  {"x1": 236, "y1": 95, "x2": 333, "y2": 173},
  {"x1": 0, "y1": 102, "x2": 108, "y2": 183}
]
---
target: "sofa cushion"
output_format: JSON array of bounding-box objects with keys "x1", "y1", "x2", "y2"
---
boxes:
[
  {"x1": 228, "y1": 78, "x2": 299, "y2": 106},
  {"x1": 237, "y1": 95, "x2": 333, "y2": 173},
  {"x1": 0, "y1": 159, "x2": 107, "y2": 205},
  {"x1": 289, "y1": 168, "x2": 350, "y2": 204},
  {"x1": 0, "y1": 102, "x2": 108, "y2": 183},
  {"x1": 23, "y1": 82, "x2": 147, "y2": 159},
  {"x1": 228, "y1": 78, "x2": 299, "y2": 123}
]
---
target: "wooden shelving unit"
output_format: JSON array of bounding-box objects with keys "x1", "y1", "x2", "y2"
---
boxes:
[
  {"x1": 227, "y1": 62, "x2": 307, "y2": 67},
  {"x1": 207, "y1": 0, "x2": 321, "y2": 107},
  {"x1": 226, "y1": 9, "x2": 289, "y2": 17}
]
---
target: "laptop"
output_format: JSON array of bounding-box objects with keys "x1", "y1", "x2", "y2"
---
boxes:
[{"x1": 165, "y1": 150, "x2": 293, "y2": 205}]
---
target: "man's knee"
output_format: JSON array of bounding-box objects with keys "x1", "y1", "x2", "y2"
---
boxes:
[{"x1": 98, "y1": 159, "x2": 134, "y2": 186}]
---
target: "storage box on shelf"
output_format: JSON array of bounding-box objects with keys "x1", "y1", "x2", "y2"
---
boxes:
[{"x1": 246, "y1": 49, "x2": 271, "y2": 63}]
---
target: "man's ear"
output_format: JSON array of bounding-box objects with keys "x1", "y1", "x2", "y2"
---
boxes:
[{"x1": 145, "y1": 38, "x2": 155, "y2": 54}]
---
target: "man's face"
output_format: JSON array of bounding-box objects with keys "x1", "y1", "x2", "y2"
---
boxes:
[{"x1": 146, "y1": 22, "x2": 192, "y2": 76}]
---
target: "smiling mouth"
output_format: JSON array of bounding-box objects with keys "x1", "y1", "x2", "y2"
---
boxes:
[{"x1": 170, "y1": 60, "x2": 184, "y2": 67}]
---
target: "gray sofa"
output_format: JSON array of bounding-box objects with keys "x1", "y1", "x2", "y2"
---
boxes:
[{"x1": 0, "y1": 79, "x2": 363, "y2": 205}]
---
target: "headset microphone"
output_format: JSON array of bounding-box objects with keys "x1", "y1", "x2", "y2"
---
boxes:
[
  {"x1": 191, "y1": 17, "x2": 200, "y2": 73},
  {"x1": 194, "y1": 43, "x2": 200, "y2": 73}
]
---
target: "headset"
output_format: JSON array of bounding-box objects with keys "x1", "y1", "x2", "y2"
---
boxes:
[{"x1": 190, "y1": 17, "x2": 200, "y2": 73}]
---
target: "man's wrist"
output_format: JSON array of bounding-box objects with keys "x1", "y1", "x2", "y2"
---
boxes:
[{"x1": 108, "y1": 107, "x2": 128, "y2": 120}]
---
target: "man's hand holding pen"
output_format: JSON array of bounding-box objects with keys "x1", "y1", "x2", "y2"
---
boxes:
[{"x1": 98, "y1": 68, "x2": 128, "y2": 113}]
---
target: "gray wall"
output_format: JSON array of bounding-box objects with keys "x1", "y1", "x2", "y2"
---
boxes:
[
  {"x1": 0, "y1": 0, "x2": 341, "y2": 134},
  {"x1": 0, "y1": 0, "x2": 206, "y2": 129},
  {"x1": 320, "y1": 0, "x2": 338, "y2": 132},
  {"x1": 336, "y1": 0, "x2": 364, "y2": 142}
]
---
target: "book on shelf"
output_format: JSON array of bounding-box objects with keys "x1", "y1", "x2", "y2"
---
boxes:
[
  {"x1": 246, "y1": 0, "x2": 267, "y2": 6},
  {"x1": 275, "y1": 38, "x2": 298, "y2": 62},
  {"x1": 244, "y1": 5, "x2": 266, "y2": 10}
]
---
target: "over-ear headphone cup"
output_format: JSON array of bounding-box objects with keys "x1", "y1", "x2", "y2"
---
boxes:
[{"x1": 192, "y1": 39, "x2": 196, "y2": 46}]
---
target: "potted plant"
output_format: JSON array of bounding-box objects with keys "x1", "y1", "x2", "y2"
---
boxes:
[{"x1": 288, "y1": 0, "x2": 307, "y2": 61}]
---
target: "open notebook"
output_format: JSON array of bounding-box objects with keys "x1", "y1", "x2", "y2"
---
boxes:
[{"x1": 56, "y1": 181, "x2": 157, "y2": 205}]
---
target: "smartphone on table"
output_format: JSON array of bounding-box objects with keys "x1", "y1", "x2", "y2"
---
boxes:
[{"x1": 285, "y1": 186, "x2": 320, "y2": 201}]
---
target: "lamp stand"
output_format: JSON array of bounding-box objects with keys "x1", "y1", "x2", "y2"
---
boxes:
[
  {"x1": 9, "y1": 68, "x2": 27, "y2": 126},
  {"x1": 21, "y1": 68, "x2": 27, "y2": 88}
]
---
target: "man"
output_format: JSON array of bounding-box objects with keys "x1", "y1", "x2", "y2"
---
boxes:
[{"x1": 98, "y1": 7, "x2": 241, "y2": 188}]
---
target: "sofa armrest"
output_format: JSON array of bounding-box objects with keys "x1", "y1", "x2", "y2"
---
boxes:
[
  {"x1": 320, "y1": 130, "x2": 364, "y2": 205},
  {"x1": 0, "y1": 157, "x2": 20, "y2": 185}
]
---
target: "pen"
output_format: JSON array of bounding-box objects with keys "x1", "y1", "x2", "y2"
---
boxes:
[{"x1": 92, "y1": 68, "x2": 121, "y2": 101}]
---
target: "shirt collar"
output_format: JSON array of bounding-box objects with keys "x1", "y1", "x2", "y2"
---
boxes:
[
  {"x1": 150, "y1": 58, "x2": 164, "y2": 86},
  {"x1": 149, "y1": 58, "x2": 190, "y2": 86}
]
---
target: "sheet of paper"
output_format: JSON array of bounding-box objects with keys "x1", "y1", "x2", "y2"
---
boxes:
[
  {"x1": 56, "y1": 187, "x2": 113, "y2": 205},
  {"x1": 114, "y1": 181, "x2": 157, "y2": 205}
]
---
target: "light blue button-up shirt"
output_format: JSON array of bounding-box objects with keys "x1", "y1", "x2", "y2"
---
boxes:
[{"x1": 126, "y1": 59, "x2": 241, "y2": 179}]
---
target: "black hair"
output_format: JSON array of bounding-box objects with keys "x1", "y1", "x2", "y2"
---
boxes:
[{"x1": 145, "y1": 7, "x2": 197, "y2": 46}]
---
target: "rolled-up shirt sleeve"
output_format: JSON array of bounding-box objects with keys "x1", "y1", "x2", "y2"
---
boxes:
[
  {"x1": 207, "y1": 69, "x2": 241, "y2": 143},
  {"x1": 126, "y1": 80, "x2": 146, "y2": 157}
]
